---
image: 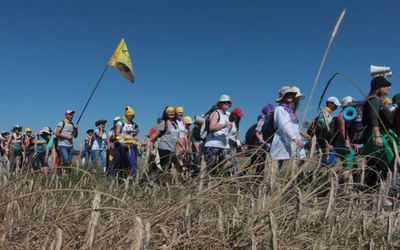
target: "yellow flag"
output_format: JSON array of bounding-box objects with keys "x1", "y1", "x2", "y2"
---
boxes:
[{"x1": 108, "y1": 38, "x2": 135, "y2": 83}]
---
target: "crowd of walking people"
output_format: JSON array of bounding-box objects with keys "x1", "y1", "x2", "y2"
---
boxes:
[{"x1": 1, "y1": 73, "x2": 400, "y2": 206}]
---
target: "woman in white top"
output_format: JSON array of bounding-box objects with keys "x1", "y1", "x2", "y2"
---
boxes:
[
  {"x1": 270, "y1": 87, "x2": 305, "y2": 164},
  {"x1": 91, "y1": 119, "x2": 108, "y2": 173},
  {"x1": 108, "y1": 106, "x2": 140, "y2": 177},
  {"x1": 204, "y1": 94, "x2": 233, "y2": 175}
]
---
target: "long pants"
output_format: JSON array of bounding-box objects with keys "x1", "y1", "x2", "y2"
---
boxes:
[{"x1": 109, "y1": 143, "x2": 137, "y2": 176}]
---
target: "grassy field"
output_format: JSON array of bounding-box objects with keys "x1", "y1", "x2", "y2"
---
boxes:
[{"x1": 1, "y1": 147, "x2": 400, "y2": 249}]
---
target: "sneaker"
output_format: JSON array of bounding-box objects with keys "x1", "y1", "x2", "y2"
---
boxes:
[{"x1": 383, "y1": 198, "x2": 393, "y2": 207}]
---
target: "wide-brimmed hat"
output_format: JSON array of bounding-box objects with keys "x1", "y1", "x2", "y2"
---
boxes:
[
  {"x1": 340, "y1": 96, "x2": 354, "y2": 108},
  {"x1": 11, "y1": 125, "x2": 23, "y2": 132},
  {"x1": 86, "y1": 129, "x2": 94, "y2": 134},
  {"x1": 95, "y1": 119, "x2": 107, "y2": 127},
  {"x1": 40, "y1": 127, "x2": 52, "y2": 134},
  {"x1": 218, "y1": 94, "x2": 231, "y2": 103},
  {"x1": 291, "y1": 86, "x2": 305, "y2": 100},
  {"x1": 276, "y1": 86, "x2": 297, "y2": 102},
  {"x1": 1, "y1": 131, "x2": 10, "y2": 136},
  {"x1": 327, "y1": 96, "x2": 341, "y2": 107}
]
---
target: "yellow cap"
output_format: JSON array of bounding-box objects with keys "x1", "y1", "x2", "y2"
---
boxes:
[
  {"x1": 175, "y1": 107, "x2": 184, "y2": 113},
  {"x1": 183, "y1": 116, "x2": 193, "y2": 124},
  {"x1": 166, "y1": 106, "x2": 175, "y2": 112},
  {"x1": 25, "y1": 128, "x2": 32, "y2": 132},
  {"x1": 125, "y1": 106, "x2": 135, "y2": 116}
]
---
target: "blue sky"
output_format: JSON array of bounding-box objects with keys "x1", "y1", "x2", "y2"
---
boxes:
[{"x1": 1, "y1": 0, "x2": 399, "y2": 148}]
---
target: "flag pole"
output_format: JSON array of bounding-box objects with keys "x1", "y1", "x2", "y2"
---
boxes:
[{"x1": 76, "y1": 64, "x2": 109, "y2": 124}]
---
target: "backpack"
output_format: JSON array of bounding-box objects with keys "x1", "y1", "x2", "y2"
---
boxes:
[
  {"x1": 245, "y1": 123, "x2": 258, "y2": 146},
  {"x1": 306, "y1": 109, "x2": 338, "y2": 144},
  {"x1": 261, "y1": 111, "x2": 276, "y2": 143},
  {"x1": 192, "y1": 111, "x2": 221, "y2": 141},
  {"x1": 53, "y1": 120, "x2": 66, "y2": 148},
  {"x1": 343, "y1": 100, "x2": 368, "y2": 144}
]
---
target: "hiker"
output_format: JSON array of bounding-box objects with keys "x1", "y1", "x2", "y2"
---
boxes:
[
  {"x1": 203, "y1": 94, "x2": 233, "y2": 176},
  {"x1": 248, "y1": 104, "x2": 274, "y2": 174},
  {"x1": 1, "y1": 131, "x2": 9, "y2": 167},
  {"x1": 91, "y1": 119, "x2": 108, "y2": 174},
  {"x1": 291, "y1": 86, "x2": 311, "y2": 141},
  {"x1": 175, "y1": 107, "x2": 188, "y2": 177},
  {"x1": 316, "y1": 97, "x2": 341, "y2": 172},
  {"x1": 148, "y1": 106, "x2": 183, "y2": 184},
  {"x1": 108, "y1": 106, "x2": 140, "y2": 178},
  {"x1": 81, "y1": 129, "x2": 94, "y2": 167},
  {"x1": 227, "y1": 107, "x2": 245, "y2": 175},
  {"x1": 31, "y1": 127, "x2": 53, "y2": 175},
  {"x1": 270, "y1": 87, "x2": 305, "y2": 168},
  {"x1": 55, "y1": 110, "x2": 78, "y2": 173},
  {"x1": 182, "y1": 116, "x2": 196, "y2": 177},
  {"x1": 361, "y1": 76, "x2": 400, "y2": 205},
  {"x1": 6, "y1": 125, "x2": 26, "y2": 174},
  {"x1": 24, "y1": 127, "x2": 35, "y2": 166},
  {"x1": 334, "y1": 96, "x2": 358, "y2": 182},
  {"x1": 105, "y1": 117, "x2": 120, "y2": 173},
  {"x1": 391, "y1": 93, "x2": 400, "y2": 134}
]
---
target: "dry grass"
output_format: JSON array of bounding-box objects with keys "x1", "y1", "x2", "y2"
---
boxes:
[{"x1": 1, "y1": 149, "x2": 400, "y2": 250}]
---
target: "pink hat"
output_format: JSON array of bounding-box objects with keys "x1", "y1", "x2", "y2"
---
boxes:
[{"x1": 232, "y1": 107, "x2": 244, "y2": 117}]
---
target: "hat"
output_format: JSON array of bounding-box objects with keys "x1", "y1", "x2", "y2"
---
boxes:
[
  {"x1": 65, "y1": 110, "x2": 75, "y2": 115},
  {"x1": 218, "y1": 94, "x2": 231, "y2": 103},
  {"x1": 370, "y1": 76, "x2": 391, "y2": 91},
  {"x1": 340, "y1": 96, "x2": 354, "y2": 108},
  {"x1": 125, "y1": 106, "x2": 135, "y2": 116},
  {"x1": 175, "y1": 107, "x2": 184, "y2": 113},
  {"x1": 86, "y1": 129, "x2": 94, "y2": 134},
  {"x1": 257, "y1": 115, "x2": 264, "y2": 121},
  {"x1": 95, "y1": 119, "x2": 107, "y2": 127},
  {"x1": 393, "y1": 93, "x2": 400, "y2": 102},
  {"x1": 291, "y1": 86, "x2": 305, "y2": 100},
  {"x1": 183, "y1": 116, "x2": 193, "y2": 124},
  {"x1": 166, "y1": 106, "x2": 175, "y2": 112},
  {"x1": 276, "y1": 86, "x2": 296, "y2": 102},
  {"x1": 385, "y1": 97, "x2": 392, "y2": 105},
  {"x1": 40, "y1": 127, "x2": 52, "y2": 134},
  {"x1": 114, "y1": 116, "x2": 121, "y2": 122},
  {"x1": 261, "y1": 103, "x2": 274, "y2": 115},
  {"x1": 1, "y1": 131, "x2": 9, "y2": 136},
  {"x1": 25, "y1": 127, "x2": 32, "y2": 133},
  {"x1": 232, "y1": 107, "x2": 244, "y2": 117},
  {"x1": 327, "y1": 96, "x2": 341, "y2": 107},
  {"x1": 11, "y1": 125, "x2": 22, "y2": 132}
]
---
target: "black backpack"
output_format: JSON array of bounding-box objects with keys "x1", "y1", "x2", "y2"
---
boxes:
[
  {"x1": 192, "y1": 111, "x2": 220, "y2": 141},
  {"x1": 245, "y1": 123, "x2": 258, "y2": 146},
  {"x1": 343, "y1": 100, "x2": 368, "y2": 144},
  {"x1": 261, "y1": 111, "x2": 276, "y2": 143}
]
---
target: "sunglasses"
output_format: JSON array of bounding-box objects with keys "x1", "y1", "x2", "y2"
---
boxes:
[{"x1": 221, "y1": 101, "x2": 231, "y2": 104}]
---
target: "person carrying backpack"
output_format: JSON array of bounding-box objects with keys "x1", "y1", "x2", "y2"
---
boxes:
[
  {"x1": 6, "y1": 125, "x2": 26, "y2": 174},
  {"x1": 333, "y1": 96, "x2": 358, "y2": 182},
  {"x1": 55, "y1": 110, "x2": 79, "y2": 172},
  {"x1": 108, "y1": 106, "x2": 140, "y2": 178},
  {"x1": 204, "y1": 94, "x2": 233, "y2": 176},
  {"x1": 270, "y1": 87, "x2": 305, "y2": 168},
  {"x1": 361, "y1": 76, "x2": 400, "y2": 205},
  {"x1": 91, "y1": 119, "x2": 108, "y2": 174},
  {"x1": 148, "y1": 106, "x2": 183, "y2": 184},
  {"x1": 315, "y1": 96, "x2": 341, "y2": 174}
]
